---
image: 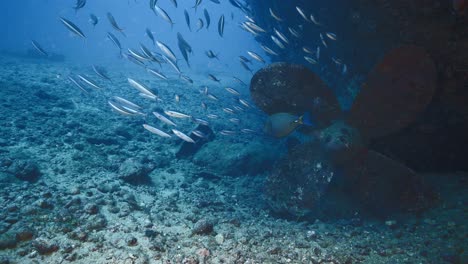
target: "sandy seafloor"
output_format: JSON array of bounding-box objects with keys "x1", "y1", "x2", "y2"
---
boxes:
[{"x1": 0, "y1": 54, "x2": 466, "y2": 264}]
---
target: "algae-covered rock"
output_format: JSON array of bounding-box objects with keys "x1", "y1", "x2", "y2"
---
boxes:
[
  {"x1": 9, "y1": 160, "x2": 41, "y2": 182},
  {"x1": 193, "y1": 140, "x2": 283, "y2": 176}
]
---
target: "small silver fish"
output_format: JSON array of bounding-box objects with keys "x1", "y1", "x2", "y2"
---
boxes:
[
  {"x1": 156, "y1": 41, "x2": 177, "y2": 63},
  {"x1": 31, "y1": 40, "x2": 47, "y2": 56},
  {"x1": 155, "y1": 6, "x2": 174, "y2": 27},
  {"x1": 164, "y1": 110, "x2": 191, "y2": 119},
  {"x1": 261, "y1": 45, "x2": 278, "y2": 56},
  {"x1": 271, "y1": 35, "x2": 285, "y2": 49},
  {"x1": 247, "y1": 51, "x2": 265, "y2": 63},
  {"x1": 218, "y1": 15, "x2": 225, "y2": 37},
  {"x1": 153, "y1": 112, "x2": 177, "y2": 126},
  {"x1": 60, "y1": 17, "x2": 86, "y2": 38},
  {"x1": 143, "y1": 124, "x2": 172, "y2": 138},
  {"x1": 296, "y1": 6, "x2": 310, "y2": 22},
  {"x1": 225, "y1": 87, "x2": 240, "y2": 96},
  {"x1": 147, "y1": 68, "x2": 168, "y2": 80},
  {"x1": 127, "y1": 78, "x2": 156, "y2": 97},
  {"x1": 172, "y1": 129, "x2": 195, "y2": 143},
  {"x1": 269, "y1": 7, "x2": 283, "y2": 21}
]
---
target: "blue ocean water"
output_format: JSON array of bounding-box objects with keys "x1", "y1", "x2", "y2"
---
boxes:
[{"x1": 0, "y1": 0, "x2": 467, "y2": 263}]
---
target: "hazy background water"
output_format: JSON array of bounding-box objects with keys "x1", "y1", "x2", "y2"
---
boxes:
[{"x1": 0, "y1": 0, "x2": 261, "y2": 76}]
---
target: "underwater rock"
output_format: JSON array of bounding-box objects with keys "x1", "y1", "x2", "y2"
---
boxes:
[
  {"x1": 0, "y1": 236, "x2": 17, "y2": 250},
  {"x1": 9, "y1": 160, "x2": 41, "y2": 182},
  {"x1": 193, "y1": 140, "x2": 282, "y2": 176},
  {"x1": 176, "y1": 124, "x2": 215, "y2": 159},
  {"x1": 250, "y1": 62, "x2": 341, "y2": 128},
  {"x1": 32, "y1": 238, "x2": 59, "y2": 255},
  {"x1": 118, "y1": 158, "x2": 155, "y2": 185},
  {"x1": 264, "y1": 141, "x2": 338, "y2": 218},
  {"x1": 191, "y1": 218, "x2": 214, "y2": 235},
  {"x1": 15, "y1": 229, "x2": 34, "y2": 242}
]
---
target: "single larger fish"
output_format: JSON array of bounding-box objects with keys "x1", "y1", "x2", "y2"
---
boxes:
[
  {"x1": 218, "y1": 15, "x2": 225, "y2": 37},
  {"x1": 107, "y1": 12, "x2": 126, "y2": 37},
  {"x1": 177, "y1": 32, "x2": 192, "y2": 67},
  {"x1": 264, "y1": 113, "x2": 315, "y2": 138},
  {"x1": 59, "y1": 17, "x2": 86, "y2": 38},
  {"x1": 203, "y1": 9, "x2": 210, "y2": 29}
]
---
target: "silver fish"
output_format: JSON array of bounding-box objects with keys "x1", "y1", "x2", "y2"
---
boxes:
[
  {"x1": 196, "y1": 19, "x2": 204, "y2": 31},
  {"x1": 207, "y1": 93, "x2": 218, "y2": 101},
  {"x1": 320, "y1": 33, "x2": 328, "y2": 48},
  {"x1": 92, "y1": 65, "x2": 111, "y2": 81},
  {"x1": 155, "y1": 6, "x2": 174, "y2": 27},
  {"x1": 147, "y1": 68, "x2": 168, "y2": 80},
  {"x1": 156, "y1": 41, "x2": 177, "y2": 63},
  {"x1": 205, "y1": 50, "x2": 218, "y2": 59},
  {"x1": 180, "y1": 75, "x2": 194, "y2": 84},
  {"x1": 204, "y1": 9, "x2": 210, "y2": 29},
  {"x1": 274, "y1": 28, "x2": 289, "y2": 44},
  {"x1": 153, "y1": 112, "x2": 177, "y2": 126},
  {"x1": 269, "y1": 7, "x2": 283, "y2": 21},
  {"x1": 207, "y1": 114, "x2": 218, "y2": 119},
  {"x1": 218, "y1": 15, "x2": 225, "y2": 37},
  {"x1": 193, "y1": 0, "x2": 202, "y2": 12},
  {"x1": 310, "y1": 14, "x2": 321, "y2": 26},
  {"x1": 296, "y1": 6, "x2": 310, "y2": 22},
  {"x1": 326, "y1": 32, "x2": 337, "y2": 40},
  {"x1": 164, "y1": 110, "x2": 191, "y2": 119},
  {"x1": 31, "y1": 40, "x2": 47, "y2": 56},
  {"x1": 184, "y1": 10, "x2": 191, "y2": 31},
  {"x1": 225, "y1": 87, "x2": 240, "y2": 96},
  {"x1": 163, "y1": 55, "x2": 181, "y2": 75},
  {"x1": 223, "y1": 107, "x2": 235, "y2": 114},
  {"x1": 208, "y1": 74, "x2": 220, "y2": 82},
  {"x1": 74, "y1": 0, "x2": 86, "y2": 12},
  {"x1": 261, "y1": 45, "x2": 278, "y2": 56},
  {"x1": 89, "y1": 14, "x2": 98, "y2": 27},
  {"x1": 77, "y1": 74, "x2": 102, "y2": 89},
  {"x1": 271, "y1": 35, "x2": 285, "y2": 49},
  {"x1": 68, "y1": 75, "x2": 89, "y2": 94},
  {"x1": 172, "y1": 129, "x2": 195, "y2": 143},
  {"x1": 245, "y1": 21, "x2": 266, "y2": 33},
  {"x1": 127, "y1": 78, "x2": 157, "y2": 97},
  {"x1": 112, "y1": 96, "x2": 142, "y2": 110},
  {"x1": 107, "y1": 32, "x2": 121, "y2": 52},
  {"x1": 304, "y1": 56, "x2": 318, "y2": 65},
  {"x1": 60, "y1": 17, "x2": 86, "y2": 38},
  {"x1": 288, "y1": 27, "x2": 301, "y2": 38},
  {"x1": 170, "y1": 0, "x2": 178, "y2": 8},
  {"x1": 247, "y1": 51, "x2": 265, "y2": 63},
  {"x1": 107, "y1": 12, "x2": 125, "y2": 37},
  {"x1": 219, "y1": 130, "x2": 236, "y2": 136},
  {"x1": 238, "y1": 98, "x2": 250, "y2": 108},
  {"x1": 146, "y1": 28, "x2": 155, "y2": 45},
  {"x1": 143, "y1": 124, "x2": 172, "y2": 138},
  {"x1": 240, "y1": 60, "x2": 252, "y2": 73},
  {"x1": 108, "y1": 100, "x2": 136, "y2": 116}
]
